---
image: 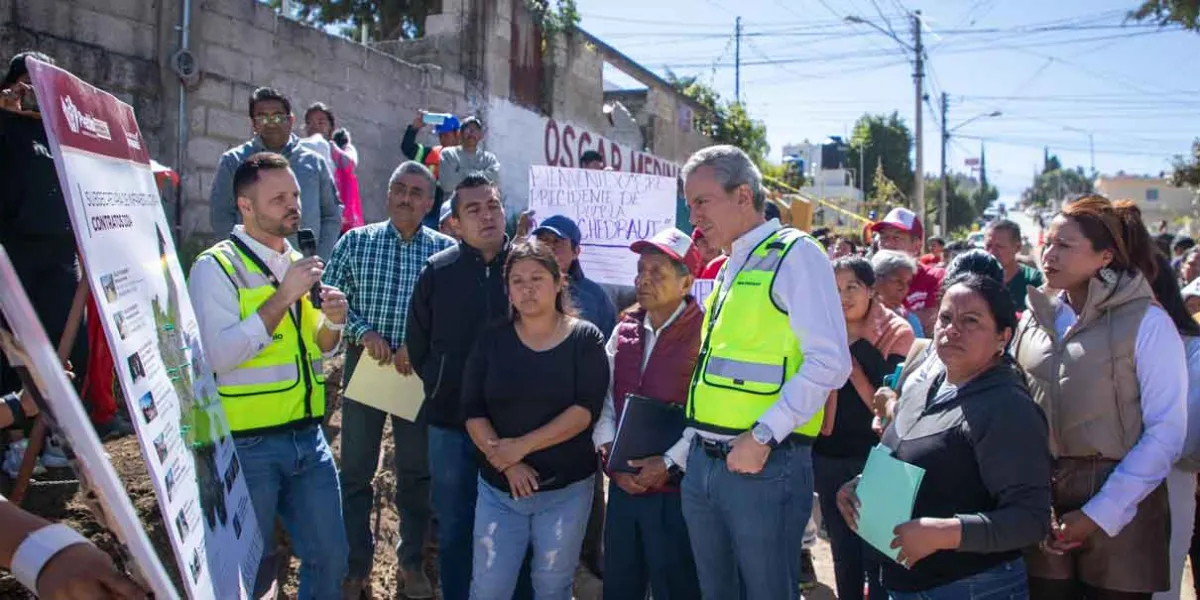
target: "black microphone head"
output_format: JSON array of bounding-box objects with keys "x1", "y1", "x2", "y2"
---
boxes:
[{"x1": 297, "y1": 228, "x2": 317, "y2": 255}]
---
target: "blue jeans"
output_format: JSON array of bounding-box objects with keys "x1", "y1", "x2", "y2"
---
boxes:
[
  {"x1": 603, "y1": 485, "x2": 700, "y2": 600},
  {"x1": 889, "y1": 559, "x2": 1029, "y2": 600},
  {"x1": 235, "y1": 424, "x2": 349, "y2": 599},
  {"x1": 340, "y1": 395, "x2": 430, "y2": 576},
  {"x1": 429, "y1": 426, "x2": 479, "y2": 600},
  {"x1": 469, "y1": 476, "x2": 594, "y2": 600},
  {"x1": 814, "y1": 453, "x2": 886, "y2": 600},
  {"x1": 681, "y1": 438, "x2": 815, "y2": 600}
]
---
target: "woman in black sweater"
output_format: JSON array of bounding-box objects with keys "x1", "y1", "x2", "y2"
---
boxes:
[
  {"x1": 838, "y1": 272, "x2": 1052, "y2": 599},
  {"x1": 462, "y1": 240, "x2": 609, "y2": 600}
]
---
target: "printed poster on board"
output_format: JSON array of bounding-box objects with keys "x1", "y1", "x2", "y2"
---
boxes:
[
  {"x1": 528, "y1": 166, "x2": 676, "y2": 286},
  {"x1": 27, "y1": 59, "x2": 262, "y2": 599}
]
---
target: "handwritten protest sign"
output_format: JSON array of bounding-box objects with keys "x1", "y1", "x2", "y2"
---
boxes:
[
  {"x1": 529, "y1": 166, "x2": 676, "y2": 286},
  {"x1": 691, "y1": 279, "x2": 716, "y2": 307}
]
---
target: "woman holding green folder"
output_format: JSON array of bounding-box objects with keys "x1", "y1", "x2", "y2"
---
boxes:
[{"x1": 838, "y1": 272, "x2": 1053, "y2": 599}]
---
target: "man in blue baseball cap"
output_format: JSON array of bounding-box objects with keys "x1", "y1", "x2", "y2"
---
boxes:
[{"x1": 402, "y1": 109, "x2": 462, "y2": 228}]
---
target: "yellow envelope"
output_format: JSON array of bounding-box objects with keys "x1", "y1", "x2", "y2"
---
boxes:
[{"x1": 343, "y1": 357, "x2": 425, "y2": 422}]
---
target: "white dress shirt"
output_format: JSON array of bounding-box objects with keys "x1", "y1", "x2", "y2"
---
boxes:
[
  {"x1": 593, "y1": 301, "x2": 688, "y2": 449},
  {"x1": 1054, "y1": 299, "x2": 1187, "y2": 537},
  {"x1": 188, "y1": 226, "x2": 339, "y2": 376},
  {"x1": 664, "y1": 219, "x2": 852, "y2": 470}
]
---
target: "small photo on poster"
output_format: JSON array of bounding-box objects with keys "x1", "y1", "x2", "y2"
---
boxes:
[
  {"x1": 189, "y1": 547, "x2": 203, "y2": 583},
  {"x1": 152, "y1": 431, "x2": 170, "y2": 463},
  {"x1": 232, "y1": 512, "x2": 242, "y2": 539},
  {"x1": 164, "y1": 463, "x2": 177, "y2": 502},
  {"x1": 113, "y1": 311, "x2": 128, "y2": 340},
  {"x1": 175, "y1": 508, "x2": 190, "y2": 539},
  {"x1": 138, "y1": 390, "x2": 158, "y2": 424},
  {"x1": 127, "y1": 351, "x2": 146, "y2": 382},
  {"x1": 223, "y1": 455, "x2": 240, "y2": 493},
  {"x1": 100, "y1": 273, "x2": 118, "y2": 303}
]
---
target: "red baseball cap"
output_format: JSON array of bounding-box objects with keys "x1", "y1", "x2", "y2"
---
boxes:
[
  {"x1": 631, "y1": 228, "x2": 703, "y2": 276},
  {"x1": 869, "y1": 207, "x2": 924, "y2": 240}
]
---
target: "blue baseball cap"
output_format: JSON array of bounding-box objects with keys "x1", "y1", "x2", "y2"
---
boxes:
[
  {"x1": 438, "y1": 201, "x2": 453, "y2": 224},
  {"x1": 434, "y1": 115, "x2": 461, "y2": 135},
  {"x1": 531, "y1": 215, "x2": 582, "y2": 248}
]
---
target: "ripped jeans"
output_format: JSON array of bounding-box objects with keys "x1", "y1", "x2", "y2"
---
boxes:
[{"x1": 469, "y1": 475, "x2": 594, "y2": 600}]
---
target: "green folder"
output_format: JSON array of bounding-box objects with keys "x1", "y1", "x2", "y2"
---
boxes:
[{"x1": 856, "y1": 444, "x2": 926, "y2": 562}]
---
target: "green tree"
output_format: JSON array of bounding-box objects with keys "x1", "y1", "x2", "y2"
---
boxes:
[
  {"x1": 665, "y1": 71, "x2": 770, "y2": 165},
  {"x1": 274, "y1": 0, "x2": 578, "y2": 42},
  {"x1": 1170, "y1": 138, "x2": 1200, "y2": 186},
  {"x1": 925, "y1": 177, "x2": 978, "y2": 235},
  {"x1": 1022, "y1": 154, "x2": 1093, "y2": 207},
  {"x1": 1130, "y1": 0, "x2": 1200, "y2": 30},
  {"x1": 846, "y1": 113, "x2": 915, "y2": 206},
  {"x1": 270, "y1": 0, "x2": 436, "y2": 40}
]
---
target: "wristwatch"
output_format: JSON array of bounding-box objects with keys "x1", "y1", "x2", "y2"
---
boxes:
[
  {"x1": 751, "y1": 422, "x2": 778, "y2": 448},
  {"x1": 662, "y1": 454, "x2": 683, "y2": 477}
]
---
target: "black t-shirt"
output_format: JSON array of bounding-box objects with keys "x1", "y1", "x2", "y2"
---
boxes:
[
  {"x1": 0, "y1": 110, "x2": 74, "y2": 248},
  {"x1": 814, "y1": 339, "x2": 903, "y2": 459},
  {"x1": 462, "y1": 318, "x2": 608, "y2": 492}
]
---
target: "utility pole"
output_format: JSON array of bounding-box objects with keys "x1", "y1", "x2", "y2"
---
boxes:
[
  {"x1": 734, "y1": 16, "x2": 742, "y2": 104},
  {"x1": 939, "y1": 92, "x2": 949, "y2": 237},
  {"x1": 912, "y1": 10, "x2": 925, "y2": 232},
  {"x1": 1088, "y1": 132, "x2": 1095, "y2": 174}
]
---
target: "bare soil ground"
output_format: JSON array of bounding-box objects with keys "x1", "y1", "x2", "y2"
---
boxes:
[{"x1": 0, "y1": 361, "x2": 1194, "y2": 599}]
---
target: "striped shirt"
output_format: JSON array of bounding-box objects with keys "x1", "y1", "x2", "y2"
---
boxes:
[{"x1": 322, "y1": 222, "x2": 454, "y2": 347}]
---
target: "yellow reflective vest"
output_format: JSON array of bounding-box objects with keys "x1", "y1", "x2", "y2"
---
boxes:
[
  {"x1": 200, "y1": 239, "x2": 326, "y2": 436},
  {"x1": 686, "y1": 227, "x2": 823, "y2": 438}
]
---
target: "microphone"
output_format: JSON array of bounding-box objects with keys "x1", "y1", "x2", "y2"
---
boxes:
[{"x1": 296, "y1": 229, "x2": 322, "y2": 308}]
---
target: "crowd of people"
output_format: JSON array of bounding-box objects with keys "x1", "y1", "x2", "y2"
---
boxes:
[{"x1": 4, "y1": 46, "x2": 1200, "y2": 600}]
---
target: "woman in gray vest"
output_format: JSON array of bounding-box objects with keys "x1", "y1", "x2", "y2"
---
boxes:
[{"x1": 1013, "y1": 196, "x2": 1188, "y2": 599}]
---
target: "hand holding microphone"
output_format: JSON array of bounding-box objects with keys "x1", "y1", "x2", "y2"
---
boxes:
[{"x1": 296, "y1": 229, "x2": 323, "y2": 308}]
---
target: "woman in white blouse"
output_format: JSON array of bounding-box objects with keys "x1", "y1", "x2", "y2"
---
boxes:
[{"x1": 1012, "y1": 195, "x2": 1187, "y2": 600}]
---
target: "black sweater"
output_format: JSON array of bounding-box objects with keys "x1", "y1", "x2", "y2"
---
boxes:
[
  {"x1": 405, "y1": 240, "x2": 510, "y2": 429},
  {"x1": 880, "y1": 357, "x2": 1052, "y2": 592},
  {"x1": 0, "y1": 110, "x2": 74, "y2": 251},
  {"x1": 463, "y1": 320, "x2": 607, "y2": 492},
  {"x1": 814, "y1": 339, "x2": 903, "y2": 459}
]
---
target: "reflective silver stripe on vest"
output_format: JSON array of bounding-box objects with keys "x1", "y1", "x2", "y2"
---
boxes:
[
  {"x1": 210, "y1": 243, "x2": 274, "y2": 289},
  {"x1": 706, "y1": 356, "x2": 784, "y2": 384},
  {"x1": 742, "y1": 249, "x2": 785, "y2": 274},
  {"x1": 218, "y1": 362, "x2": 299, "y2": 387}
]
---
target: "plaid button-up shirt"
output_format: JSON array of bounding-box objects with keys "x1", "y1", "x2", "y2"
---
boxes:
[{"x1": 323, "y1": 221, "x2": 454, "y2": 347}]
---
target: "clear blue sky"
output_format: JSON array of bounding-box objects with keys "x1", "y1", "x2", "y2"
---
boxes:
[{"x1": 575, "y1": 0, "x2": 1200, "y2": 206}]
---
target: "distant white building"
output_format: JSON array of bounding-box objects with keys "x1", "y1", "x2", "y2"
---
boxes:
[
  {"x1": 782, "y1": 139, "x2": 863, "y2": 222},
  {"x1": 1093, "y1": 174, "x2": 1194, "y2": 231}
]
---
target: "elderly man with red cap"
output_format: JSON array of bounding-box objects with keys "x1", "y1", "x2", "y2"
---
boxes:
[
  {"x1": 869, "y1": 207, "x2": 945, "y2": 334},
  {"x1": 593, "y1": 227, "x2": 704, "y2": 600}
]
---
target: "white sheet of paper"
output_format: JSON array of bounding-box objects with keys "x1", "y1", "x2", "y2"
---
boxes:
[{"x1": 344, "y1": 357, "x2": 425, "y2": 422}]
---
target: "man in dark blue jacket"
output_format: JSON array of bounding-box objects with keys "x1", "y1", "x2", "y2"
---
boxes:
[{"x1": 405, "y1": 173, "x2": 510, "y2": 600}]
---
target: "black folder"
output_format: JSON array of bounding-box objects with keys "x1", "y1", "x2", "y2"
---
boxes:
[{"x1": 609, "y1": 394, "x2": 686, "y2": 474}]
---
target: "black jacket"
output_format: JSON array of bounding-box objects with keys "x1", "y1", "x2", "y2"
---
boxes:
[
  {"x1": 0, "y1": 110, "x2": 74, "y2": 253},
  {"x1": 406, "y1": 239, "x2": 510, "y2": 429},
  {"x1": 880, "y1": 356, "x2": 1051, "y2": 592}
]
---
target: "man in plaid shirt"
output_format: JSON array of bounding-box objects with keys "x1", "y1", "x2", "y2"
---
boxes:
[{"x1": 322, "y1": 161, "x2": 453, "y2": 599}]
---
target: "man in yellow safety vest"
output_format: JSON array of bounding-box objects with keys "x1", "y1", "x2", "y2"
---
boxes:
[
  {"x1": 668, "y1": 145, "x2": 852, "y2": 600},
  {"x1": 188, "y1": 151, "x2": 350, "y2": 599}
]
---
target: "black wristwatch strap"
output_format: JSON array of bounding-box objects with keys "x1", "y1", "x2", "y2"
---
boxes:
[{"x1": 4, "y1": 393, "x2": 28, "y2": 429}]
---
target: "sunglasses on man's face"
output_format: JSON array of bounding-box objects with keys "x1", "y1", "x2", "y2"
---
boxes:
[{"x1": 253, "y1": 113, "x2": 289, "y2": 126}]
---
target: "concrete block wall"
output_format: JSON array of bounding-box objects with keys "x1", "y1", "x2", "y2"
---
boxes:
[
  {"x1": 185, "y1": 0, "x2": 467, "y2": 234},
  {"x1": 1, "y1": 0, "x2": 168, "y2": 158}
]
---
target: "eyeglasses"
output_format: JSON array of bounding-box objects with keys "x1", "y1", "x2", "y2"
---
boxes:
[{"x1": 253, "y1": 113, "x2": 289, "y2": 126}]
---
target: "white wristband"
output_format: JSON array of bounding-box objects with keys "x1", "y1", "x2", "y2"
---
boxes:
[
  {"x1": 321, "y1": 318, "x2": 345, "y2": 332},
  {"x1": 11, "y1": 523, "x2": 89, "y2": 593}
]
